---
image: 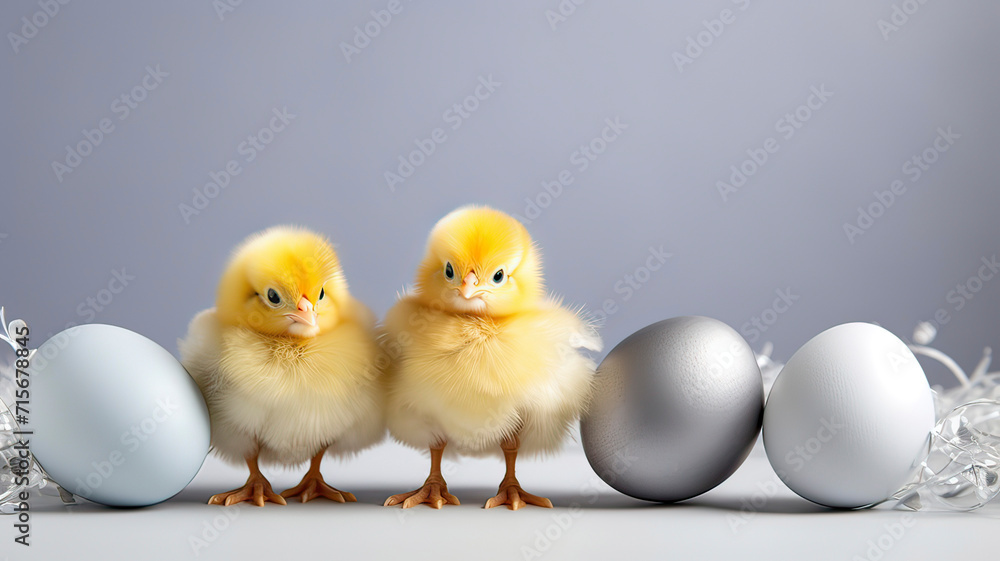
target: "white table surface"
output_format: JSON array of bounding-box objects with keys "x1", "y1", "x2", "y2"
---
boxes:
[{"x1": 10, "y1": 438, "x2": 997, "y2": 561}]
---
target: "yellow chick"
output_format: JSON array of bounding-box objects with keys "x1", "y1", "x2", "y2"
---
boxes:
[
  {"x1": 382, "y1": 206, "x2": 602, "y2": 510},
  {"x1": 179, "y1": 226, "x2": 383, "y2": 506}
]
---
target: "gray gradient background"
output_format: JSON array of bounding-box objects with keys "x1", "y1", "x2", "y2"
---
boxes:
[
  {"x1": 3, "y1": 1, "x2": 1000, "y2": 560},
  {"x1": 3, "y1": 2, "x2": 999, "y2": 387}
]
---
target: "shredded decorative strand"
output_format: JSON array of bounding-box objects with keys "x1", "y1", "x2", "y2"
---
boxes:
[
  {"x1": 0, "y1": 307, "x2": 74, "y2": 513},
  {"x1": 885, "y1": 322, "x2": 1000, "y2": 511}
]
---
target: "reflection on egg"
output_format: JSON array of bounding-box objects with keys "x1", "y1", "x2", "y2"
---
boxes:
[
  {"x1": 31, "y1": 324, "x2": 210, "y2": 507},
  {"x1": 763, "y1": 322, "x2": 935, "y2": 508},
  {"x1": 581, "y1": 316, "x2": 764, "y2": 502}
]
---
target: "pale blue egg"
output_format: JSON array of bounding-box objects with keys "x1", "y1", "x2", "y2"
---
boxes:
[{"x1": 30, "y1": 324, "x2": 210, "y2": 507}]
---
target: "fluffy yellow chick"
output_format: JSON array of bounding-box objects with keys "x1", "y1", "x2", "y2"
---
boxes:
[
  {"x1": 382, "y1": 206, "x2": 602, "y2": 510},
  {"x1": 179, "y1": 226, "x2": 383, "y2": 506}
]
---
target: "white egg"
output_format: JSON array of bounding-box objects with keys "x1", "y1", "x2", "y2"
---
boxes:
[
  {"x1": 763, "y1": 322, "x2": 935, "y2": 508},
  {"x1": 31, "y1": 324, "x2": 210, "y2": 507}
]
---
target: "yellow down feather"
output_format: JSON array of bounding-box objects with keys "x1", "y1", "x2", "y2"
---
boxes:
[
  {"x1": 179, "y1": 226, "x2": 384, "y2": 466},
  {"x1": 382, "y1": 206, "x2": 601, "y2": 457}
]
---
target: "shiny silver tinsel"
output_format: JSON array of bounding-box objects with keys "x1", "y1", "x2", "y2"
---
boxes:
[
  {"x1": 888, "y1": 322, "x2": 1000, "y2": 511},
  {"x1": 0, "y1": 307, "x2": 73, "y2": 513}
]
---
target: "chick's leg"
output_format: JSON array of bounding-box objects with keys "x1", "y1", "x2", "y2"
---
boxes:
[
  {"x1": 485, "y1": 434, "x2": 553, "y2": 510},
  {"x1": 384, "y1": 442, "x2": 460, "y2": 509},
  {"x1": 208, "y1": 456, "x2": 287, "y2": 507},
  {"x1": 280, "y1": 451, "x2": 357, "y2": 503}
]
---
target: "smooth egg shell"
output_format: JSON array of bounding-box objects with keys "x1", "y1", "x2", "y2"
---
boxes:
[
  {"x1": 763, "y1": 322, "x2": 935, "y2": 508},
  {"x1": 31, "y1": 324, "x2": 210, "y2": 507},
  {"x1": 582, "y1": 316, "x2": 764, "y2": 502}
]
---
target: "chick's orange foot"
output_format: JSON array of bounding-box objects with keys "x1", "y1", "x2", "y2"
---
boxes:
[
  {"x1": 384, "y1": 476, "x2": 461, "y2": 509},
  {"x1": 208, "y1": 474, "x2": 287, "y2": 507},
  {"x1": 485, "y1": 478, "x2": 553, "y2": 510},
  {"x1": 281, "y1": 474, "x2": 356, "y2": 503},
  {"x1": 280, "y1": 452, "x2": 357, "y2": 503}
]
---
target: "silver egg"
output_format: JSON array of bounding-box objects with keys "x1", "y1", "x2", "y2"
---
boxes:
[{"x1": 581, "y1": 316, "x2": 764, "y2": 502}]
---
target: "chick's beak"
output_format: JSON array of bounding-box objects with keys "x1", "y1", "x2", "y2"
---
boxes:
[
  {"x1": 460, "y1": 272, "x2": 480, "y2": 299},
  {"x1": 286, "y1": 296, "x2": 318, "y2": 326}
]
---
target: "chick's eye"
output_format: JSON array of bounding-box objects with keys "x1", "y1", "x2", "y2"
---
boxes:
[
  {"x1": 492, "y1": 269, "x2": 505, "y2": 284},
  {"x1": 444, "y1": 262, "x2": 455, "y2": 280},
  {"x1": 318, "y1": 288, "x2": 325, "y2": 301},
  {"x1": 266, "y1": 288, "x2": 281, "y2": 305}
]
